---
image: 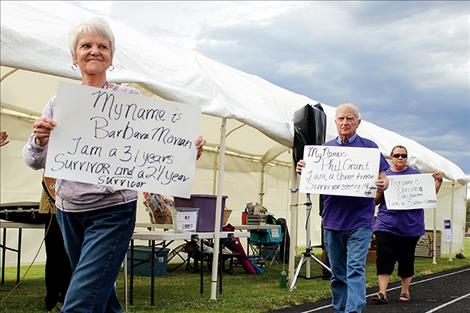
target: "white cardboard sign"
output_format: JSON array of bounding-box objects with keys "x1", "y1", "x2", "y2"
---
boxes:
[
  {"x1": 45, "y1": 82, "x2": 201, "y2": 198},
  {"x1": 384, "y1": 173, "x2": 437, "y2": 210},
  {"x1": 174, "y1": 208, "x2": 198, "y2": 233},
  {"x1": 299, "y1": 145, "x2": 380, "y2": 198}
]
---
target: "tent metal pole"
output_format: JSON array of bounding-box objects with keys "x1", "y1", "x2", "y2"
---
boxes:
[
  {"x1": 212, "y1": 147, "x2": 219, "y2": 195},
  {"x1": 288, "y1": 164, "x2": 299, "y2": 286},
  {"x1": 210, "y1": 118, "x2": 227, "y2": 300},
  {"x1": 433, "y1": 206, "x2": 437, "y2": 264},
  {"x1": 260, "y1": 165, "x2": 265, "y2": 207},
  {"x1": 305, "y1": 198, "x2": 311, "y2": 278},
  {"x1": 449, "y1": 181, "x2": 455, "y2": 262}
]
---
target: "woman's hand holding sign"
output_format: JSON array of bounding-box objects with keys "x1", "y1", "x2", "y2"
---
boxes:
[
  {"x1": 195, "y1": 135, "x2": 206, "y2": 160},
  {"x1": 33, "y1": 116, "x2": 57, "y2": 147}
]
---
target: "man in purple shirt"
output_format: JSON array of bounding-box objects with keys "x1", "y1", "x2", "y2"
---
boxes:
[{"x1": 297, "y1": 103, "x2": 389, "y2": 313}]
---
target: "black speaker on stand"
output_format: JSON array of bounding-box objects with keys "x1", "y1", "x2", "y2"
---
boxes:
[
  {"x1": 293, "y1": 103, "x2": 327, "y2": 165},
  {"x1": 289, "y1": 103, "x2": 331, "y2": 290}
]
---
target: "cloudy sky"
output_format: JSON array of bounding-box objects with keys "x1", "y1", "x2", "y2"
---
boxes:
[{"x1": 74, "y1": 1, "x2": 469, "y2": 174}]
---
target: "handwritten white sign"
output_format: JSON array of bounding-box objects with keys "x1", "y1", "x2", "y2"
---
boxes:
[
  {"x1": 45, "y1": 82, "x2": 201, "y2": 198},
  {"x1": 299, "y1": 145, "x2": 380, "y2": 197},
  {"x1": 384, "y1": 174, "x2": 437, "y2": 210},
  {"x1": 174, "y1": 208, "x2": 198, "y2": 233}
]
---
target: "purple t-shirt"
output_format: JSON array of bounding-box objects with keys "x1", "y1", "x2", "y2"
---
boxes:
[
  {"x1": 373, "y1": 167, "x2": 425, "y2": 237},
  {"x1": 322, "y1": 135, "x2": 389, "y2": 231}
]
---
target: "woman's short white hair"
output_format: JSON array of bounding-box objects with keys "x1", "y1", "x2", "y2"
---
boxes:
[
  {"x1": 69, "y1": 16, "x2": 115, "y2": 57},
  {"x1": 336, "y1": 103, "x2": 361, "y2": 120}
]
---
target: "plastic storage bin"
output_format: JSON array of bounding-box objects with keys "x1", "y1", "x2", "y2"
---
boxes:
[
  {"x1": 174, "y1": 194, "x2": 227, "y2": 232},
  {"x1": 127, "y1": 246, "x2": 170, "y2": 276}
]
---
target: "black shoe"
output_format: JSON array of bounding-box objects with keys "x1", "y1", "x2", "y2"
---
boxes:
[{"x1": 371, "y1": 292, "x2": 388, "y2": 305}]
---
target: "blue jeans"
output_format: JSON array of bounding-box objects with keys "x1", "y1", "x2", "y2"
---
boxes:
[
  {"x1": 324, "y1": 228, "x2": 372, "y2": 313},
  {"x1": 56, "y1": 202, "x2": 136, "y2": 313}
]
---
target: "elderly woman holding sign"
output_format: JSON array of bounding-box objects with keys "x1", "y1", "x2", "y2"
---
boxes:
[
  {"x1": 23, "y1": 17, "x2": 205, "y2": 313},
  {"x1": 297, "y1": 103, "x2": 389, "y2": 313},
  {"x1": 371, "y1": 145, "x2": 442, "y2": 305}
]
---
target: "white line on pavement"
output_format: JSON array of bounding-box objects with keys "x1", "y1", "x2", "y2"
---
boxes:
[{"x1": 297, "y1": 267, "x2": 470, "y2": 313}]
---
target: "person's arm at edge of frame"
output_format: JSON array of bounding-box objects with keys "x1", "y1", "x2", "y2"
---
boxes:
[{"x1": 432, "y1": 171, "x2": 443, "y2": 193}]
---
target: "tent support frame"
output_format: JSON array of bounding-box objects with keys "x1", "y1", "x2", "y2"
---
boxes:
[{"x1": 210, "y1": 118, "x2": 227, "y2": 300}]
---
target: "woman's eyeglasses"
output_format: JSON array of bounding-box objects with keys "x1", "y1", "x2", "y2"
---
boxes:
[{"x1": 392, "y1": 153, "x2": 407, "y2": 158}]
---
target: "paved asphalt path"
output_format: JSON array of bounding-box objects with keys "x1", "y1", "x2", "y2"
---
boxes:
[{"x1": 270, "y1": 266, "x2": 470, "y2": 313}]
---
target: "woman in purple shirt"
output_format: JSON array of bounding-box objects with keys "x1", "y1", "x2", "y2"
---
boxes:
[{"x1": 371, "y1": 145, "x2": 443, "y2": 304}]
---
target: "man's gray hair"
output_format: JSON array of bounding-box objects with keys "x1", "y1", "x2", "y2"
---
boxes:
[
  {"x1": 69, "y1": 16, "x2": 115, "y2": 57},
  {"x1": 336, "y1": 103, "x2": 361, "y2": 119}
]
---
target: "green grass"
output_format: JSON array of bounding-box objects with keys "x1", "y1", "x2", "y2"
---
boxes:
[{"x1": 1, "y1": 239, "x2": 470, "y2": 313}]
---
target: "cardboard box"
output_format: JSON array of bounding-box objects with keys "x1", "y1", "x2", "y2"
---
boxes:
[{"x1": 246, "y1": 214, "x2": 267, "y2": 225}]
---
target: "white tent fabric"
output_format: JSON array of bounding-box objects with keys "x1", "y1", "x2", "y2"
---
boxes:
[
  {"x1": 1, "y1": 1, "x2": 468, "y2": 295},
  {"x1": 2, "y1": 2, "x2": 467, "y2": 184}
]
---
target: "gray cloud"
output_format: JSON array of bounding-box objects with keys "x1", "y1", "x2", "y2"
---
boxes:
[
  {"x1": 195, "y1": 2, "x2": 470, "y2": 173},
  {"x1": 73, "y1": 1, "x2": 470, "y2": 173}
]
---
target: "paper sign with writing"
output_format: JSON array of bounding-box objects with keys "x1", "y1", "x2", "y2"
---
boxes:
[
  {"x1": 384, "y1": 174, "x2": 437, "y2": 210},
  {"x1": 174, "y1": 208, "x2": 198, "y2": 233},
  {"x1": 299, "y1": 145, "x2": 380, "y2": 197},
  {"x1": 45, "y1": 82, "x2": 201, "y2": 198},
  {"x1": 444, "y1": 219, "x2": 452, "y2": 242}
]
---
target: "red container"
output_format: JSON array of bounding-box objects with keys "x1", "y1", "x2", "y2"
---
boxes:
[
  {"x1": 174, "y1": 194, "x2": 227, "y2": 232},
  {"x1": 241, "y1": 212, "x2": 247, "y2": 225}
]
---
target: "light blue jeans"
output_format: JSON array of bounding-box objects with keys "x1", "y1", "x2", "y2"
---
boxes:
[
  {"x1": 324, "y1": 228, "x2": 372, "y2": 313},
  {"x1": 56, "y1": 202, "x2": 136, "y2": 313}
]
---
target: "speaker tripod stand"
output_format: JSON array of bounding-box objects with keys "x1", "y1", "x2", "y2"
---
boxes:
[{"x1": 289, "y1": 194, "x2": 331, "y2": 291}]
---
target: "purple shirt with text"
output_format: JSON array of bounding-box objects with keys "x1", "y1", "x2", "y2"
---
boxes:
[{"x1": 373, "y1": 167, "x2": 425, "y2": 237}]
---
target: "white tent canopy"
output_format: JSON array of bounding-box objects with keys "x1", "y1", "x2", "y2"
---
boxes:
[
  {"x1": 1, "y1": 1, "x2": 468, "y2": 296},
  {"x1": 1, "y1": 2, "x2": 467, "y2": 184}
]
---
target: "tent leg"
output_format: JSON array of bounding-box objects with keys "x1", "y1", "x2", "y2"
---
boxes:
[
  {"x1": 448, "y1": 181, "x2": 455, "y2": 262},
  {"x1": 433, "y1": 207, "x2": 437, "y2": 265},
  {"x1": 210, "y1": 118, "x2": 227, "y2": 300},
  {"x1": 288, "y1": 164, "x2": 299, "y2": 287}
]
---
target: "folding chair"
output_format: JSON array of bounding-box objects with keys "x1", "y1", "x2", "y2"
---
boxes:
[
  {"x1": 166, "y1": 243, "x2": 190, "y2": 272},
  {"x1": 249, "y1": 225, "x2": 283, "y2": 265}
]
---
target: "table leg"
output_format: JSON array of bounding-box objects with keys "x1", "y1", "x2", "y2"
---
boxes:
[
  {"x1": 17, "y1": 229, "x2": 22, "y2": 284},
  {"x1": 219, "y1": 243, "x2": 222, "y2": 294},
  {"x1": 2, "y1": 228, "x2": 6, "y2": 286},
  {"x1": 130, "y1": 239, "x2": 134, "y2": 305},
  {"x1": 200, "y1": 239, "x2": 203, "y2": 294},
  {"x1": 150, "y1": 240, "x2": 155, "y2": 306},
  {"x1": 246, "y1": 237, "x2": 250, "y2": 256}
]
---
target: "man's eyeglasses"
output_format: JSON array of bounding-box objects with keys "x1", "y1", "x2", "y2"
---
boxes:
[{"x1": 392, "y1": 153, "x2": 407, "y2": 158}]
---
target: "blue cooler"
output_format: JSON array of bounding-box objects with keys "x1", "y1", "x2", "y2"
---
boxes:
[{"x1": 250, "y1": 225, "x2": 282, "y2": 244}]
